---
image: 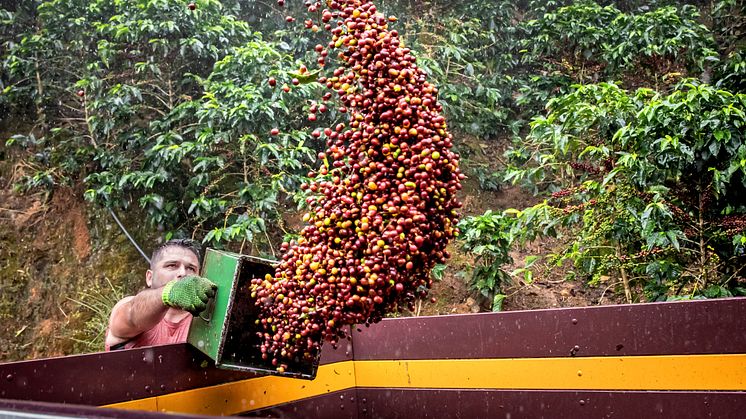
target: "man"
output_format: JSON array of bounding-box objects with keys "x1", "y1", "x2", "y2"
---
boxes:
[{"x1": 105, "y1": 239, "x2": 217, "y2": 350}]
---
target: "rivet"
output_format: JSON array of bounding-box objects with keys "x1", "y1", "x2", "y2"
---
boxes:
[
  {"x1": 145, "y1": 385, "x2": 151, "y2": 393},
  {"x1": 572, "y1": 318, "x2": 578, "y2": 325},
  {"x1": 5, "y1": 374, "x2": 13, "y2": 382},
  {"x1": 577, "y1": 370, "x2": 583, "y2": 376}
]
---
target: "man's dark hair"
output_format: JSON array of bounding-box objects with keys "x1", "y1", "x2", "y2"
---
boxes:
[{"x1": 150, "y1": 239, "x2": 202, "y2": 269}]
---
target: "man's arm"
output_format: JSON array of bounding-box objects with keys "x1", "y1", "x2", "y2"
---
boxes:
[
  {"x1": 105, "y1": 276, "x2": 217, "y2": 347},
  {"x1": 107, "y1": 287, "x2": 170, "y2": 342}
]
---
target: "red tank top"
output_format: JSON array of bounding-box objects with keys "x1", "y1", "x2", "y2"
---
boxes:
[{"x1": 106, "y1": 314, "x2": 191, "y2": 350}]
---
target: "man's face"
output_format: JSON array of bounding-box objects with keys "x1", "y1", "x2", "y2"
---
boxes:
[{"x1": 146, "y1": 246, "x2": 200, "y2": 289}]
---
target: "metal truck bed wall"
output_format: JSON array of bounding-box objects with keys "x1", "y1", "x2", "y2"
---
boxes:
[{"x1": 2, "y1": 298, "x2": 746, "y2": 418}]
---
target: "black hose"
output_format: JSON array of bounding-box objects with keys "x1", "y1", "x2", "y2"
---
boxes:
[{"x1": 108, "y1": 208, "x2": 151, "y2": 265}]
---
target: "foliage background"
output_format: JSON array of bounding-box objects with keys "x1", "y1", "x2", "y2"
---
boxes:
[{"x1": 1, "y1": 0, "x2": 744, "y2": 358}]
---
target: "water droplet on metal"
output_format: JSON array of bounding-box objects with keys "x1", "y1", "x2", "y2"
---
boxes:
[
  {"x1": 577, "y1": 370, "x2": 582, "y2": 376},
  {"x1": 579, "y1": 399, "x2": 586, "y2": 406},
  {"x1": 5, "y1": 374, "x2": 13, "y2": 382},
  {"x1": 160, "y1": 384, "x2": 166, "y2": 391},
  {"x1": 145, "y1": 385, "x2": 151, "y2": 392},
  {"x1": 572, "y1": 318, "x2": 578, "y2": 325}
]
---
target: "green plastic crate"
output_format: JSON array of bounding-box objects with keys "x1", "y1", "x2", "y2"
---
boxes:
[{"x1": 188, "y1": 248, "x2": 320, "y2": 380}]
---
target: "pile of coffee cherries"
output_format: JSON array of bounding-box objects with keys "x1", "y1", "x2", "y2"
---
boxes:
[{"x1": 250, "y1": 0, "x2": 463, "y2": 372}]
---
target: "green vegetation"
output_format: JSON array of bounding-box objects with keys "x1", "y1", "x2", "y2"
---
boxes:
[{"x1": 503, "y1": 81, "x2": 746, "y2": 303}]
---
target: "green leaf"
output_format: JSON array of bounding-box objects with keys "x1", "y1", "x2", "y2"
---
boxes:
[{"x1": 492, "y1": 294, "x2": 506, "y2": 312}]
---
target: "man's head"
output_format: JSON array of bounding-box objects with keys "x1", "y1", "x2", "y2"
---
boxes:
[{"x1": 146, "y1": 239, "x2": 202, "y2": 289}]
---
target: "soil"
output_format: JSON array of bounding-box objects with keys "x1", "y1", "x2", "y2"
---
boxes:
[{"x1": 0, "y1": 155, "x2": 150, "y2": 361}]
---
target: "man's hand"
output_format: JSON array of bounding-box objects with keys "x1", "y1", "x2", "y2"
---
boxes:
[{"x1": 161, "y1": 275, "x2": 217, "y2": 314}]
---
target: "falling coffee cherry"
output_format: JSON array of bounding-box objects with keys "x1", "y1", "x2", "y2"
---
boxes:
[
  {"x1": 277, "y1": 0, "x2": 285, "y2": 6},
  {"x1": 76, "y1": 90, "x2": 85, "y2": 97},
  {"x1": 270, "y1": 128, "x2": 280, "y2": 136},
  {"x1": 187, "y1": 2, "x2": 196, "y2": 11},
  {"x1": 253, "y1": 0, "x2": 463, "y2": 372},
  {"x1": 268, "y1": 77, "x2": 277, "y2": 87}
]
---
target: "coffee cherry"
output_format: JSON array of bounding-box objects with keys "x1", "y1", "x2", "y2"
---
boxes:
[{"x1": 253, "y1": 0, "x2": 463, "y2": 371}]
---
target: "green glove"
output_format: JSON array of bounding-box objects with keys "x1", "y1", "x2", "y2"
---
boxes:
[{"x1": 161, "y1": 275, "x2": 217, "y2": 314}]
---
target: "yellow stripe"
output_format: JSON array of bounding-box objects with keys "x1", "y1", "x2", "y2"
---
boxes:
[
  {"x1": 103, "y1": 397, "x2": 157, "y2": 411},
  {"x1": 103, "y1": 355, "x2": 746, "y2": 415},
  {"x1": 355, "y1": 354, "x2": 746, "y2": 391},
  {"x1": 103, "y1": 360, "x2": 356, "y2": 415}
]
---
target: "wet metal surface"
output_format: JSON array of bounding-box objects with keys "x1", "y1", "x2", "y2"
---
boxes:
[
  {"x1": 0, "y1": 340, "x2": 351, "y2": 406},
  {"x1": 353, "y1": 298, "x2": 746, "y2": 360},
  {"x1": 356, "y1": 388, "x2": 746, "y2": 419},
  {"x1": 244, "y1": 388, "x2": 358, "y2": 419},
  {"x1": 154, "y1": 344, "x2": 258, "y2": 395},
  {"x1": 0, "y1": 398, "x2": 224, "y2": 418},
  {"x1": 0, "y1": 347, "x2": 155, "y2": 405},
  {"x1": 0, "y1": 344, "x2": 253, "y2": 405}
]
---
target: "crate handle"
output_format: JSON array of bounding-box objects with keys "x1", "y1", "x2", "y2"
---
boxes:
[{"x1": 199, "y1": 290, "x2": 217, "y2": 323}]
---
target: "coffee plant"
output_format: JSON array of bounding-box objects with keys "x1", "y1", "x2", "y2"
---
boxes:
[
  {"x1": 523, "y1": 2, "x2": 718, "y2": 86},
  {"x1": 2, "y1": 0, "x2": 329, "y2": 254},
  {"x1": 503, "y1": 81, "x2": 746, "y2": 301},
  {"x1": 457, "y1": 210, "x2": 516, "y2": 311}
]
